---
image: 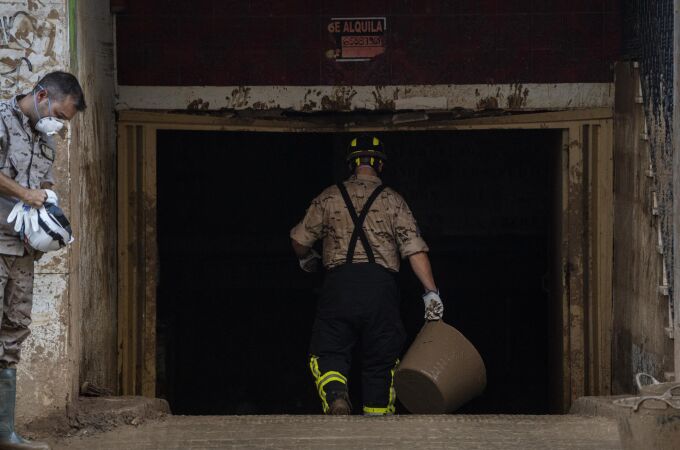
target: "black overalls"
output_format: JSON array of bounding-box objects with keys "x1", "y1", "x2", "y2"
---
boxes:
[{"x1": 309, "y1": 182, "x2": 406, "y2": 415}]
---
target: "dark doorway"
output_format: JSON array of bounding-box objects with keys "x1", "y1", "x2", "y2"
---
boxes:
[{"x1": 156, "y1": 129, "x2": 558, "y2": 415}]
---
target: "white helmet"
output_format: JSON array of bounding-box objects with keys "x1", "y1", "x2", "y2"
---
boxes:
[{"x1": 22, "y1": 202, "x2": 74, "y2": 253}]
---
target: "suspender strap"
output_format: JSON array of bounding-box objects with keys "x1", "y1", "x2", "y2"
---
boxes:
[{"x1": 336, "y1": 182, "x2": 387, "y2": 265}]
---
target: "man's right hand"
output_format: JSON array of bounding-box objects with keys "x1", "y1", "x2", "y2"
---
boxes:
[
  {"x1": 22, "y1": 189, "x2": 48, "y2": 208},
  {"x1": 423, "y1": 290, "x2": 444, "y2": 321},
  {"x1": 299, "y1": 249, "x2": 321, "y2": 273}
]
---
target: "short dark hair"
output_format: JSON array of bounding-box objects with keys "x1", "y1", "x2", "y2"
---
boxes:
[{"x1": 33, "y1": 71, "x2": 87, "y2": 111}]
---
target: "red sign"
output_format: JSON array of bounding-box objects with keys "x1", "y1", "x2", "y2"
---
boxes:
[{"x1": 326, "y1": 17, "x2": 386, "y2": 62}]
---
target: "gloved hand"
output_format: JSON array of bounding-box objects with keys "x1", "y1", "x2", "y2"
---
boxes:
[
  {"x1": 44, "y1": 189, "x2": 59, "y2": 206},
  {"x1": 423, "y1": 290, "x2": 444, "y2": 321},
  {"x1": 299, "y1": 249, "x2": 321, "y2": 273},
  {"x1": 7, "y1": 190, "x2": 58, "y2": 236},
  {"x1": 7, "y1": 201, "x2": 39, "y2": 235}
]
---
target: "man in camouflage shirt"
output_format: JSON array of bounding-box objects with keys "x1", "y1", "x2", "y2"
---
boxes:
[
  {"x1": 0, "y1": 71, "x2": 85, "y2": 450},
  {"x1": 291, "y1": 135, "x2": 444, "y2": 416}
]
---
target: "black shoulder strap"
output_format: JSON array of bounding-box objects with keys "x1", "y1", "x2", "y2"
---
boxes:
[{"x1": 336, "y1": 182, "x2": 387, "y2": 264}]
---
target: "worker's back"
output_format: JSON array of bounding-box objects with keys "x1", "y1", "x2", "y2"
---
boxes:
[{"x1": 290, "y1": 173, "x2": 428, "y2": 273}]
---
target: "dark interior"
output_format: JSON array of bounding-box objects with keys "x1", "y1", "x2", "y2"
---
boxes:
[{"x1": 156, "y1": 129, "x2": 558, "y2": 415}]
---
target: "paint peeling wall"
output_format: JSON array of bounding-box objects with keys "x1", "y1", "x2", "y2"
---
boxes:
[
  {"x1": 25, "y1": 250, "x2": 69, "y2": 414},
  {"x1": 0, "y1": 0, "x2": 74, "y2": 423},
  {"x1": 0, "y1": 0, "x2": 66, "y2": 91}
]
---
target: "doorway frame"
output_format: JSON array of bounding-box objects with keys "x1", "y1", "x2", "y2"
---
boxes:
[{"x1": 116, "y1": 108, "x2": 613, "y2": 412}]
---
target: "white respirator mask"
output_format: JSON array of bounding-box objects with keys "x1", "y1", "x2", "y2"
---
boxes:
[{"x1": 33, "y1": 85, "x2": 65, "y2": 136}]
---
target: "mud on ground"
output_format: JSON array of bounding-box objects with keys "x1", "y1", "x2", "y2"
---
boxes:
[{"x1": 19, "y1": 396, "x2": 170, "y2": 441}]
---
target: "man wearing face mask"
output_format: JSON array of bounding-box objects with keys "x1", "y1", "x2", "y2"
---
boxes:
[{"x1": 0, "y1": 71, "x2": 85, "y2": 450}]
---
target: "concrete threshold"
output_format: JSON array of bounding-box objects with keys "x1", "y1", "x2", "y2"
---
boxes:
[
  {"x1": 25, "y1": 396, "x2": 632, "y2": 448},
  {"x1": 50, "y1": 414, "x2": 621, "y2": 449}
]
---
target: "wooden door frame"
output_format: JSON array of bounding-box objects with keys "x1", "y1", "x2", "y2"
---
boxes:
[{"x1": 117, "y1": 108, "x2": 614, "y2": 410}]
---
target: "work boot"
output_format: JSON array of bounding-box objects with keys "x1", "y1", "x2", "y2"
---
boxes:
[
  {"x1": 327, "y1": 391, "x2": 351, "y2": 415},
  {"x1": 0, "y1": 369, "x2": 50, "y2": 450}
]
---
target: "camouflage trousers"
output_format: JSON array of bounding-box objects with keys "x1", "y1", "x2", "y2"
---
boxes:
[{"x1": 0, "y1": 254, "x2": 34, "y2": 368}]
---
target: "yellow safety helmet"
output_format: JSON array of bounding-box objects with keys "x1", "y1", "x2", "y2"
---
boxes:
[{"x1": 346, "y1": 135, "x2": 387, "y2": 172}]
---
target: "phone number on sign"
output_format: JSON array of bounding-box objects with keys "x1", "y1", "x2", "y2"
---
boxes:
[{"x1": 341, "y1": 36, "x2": 383, "y2": 47}]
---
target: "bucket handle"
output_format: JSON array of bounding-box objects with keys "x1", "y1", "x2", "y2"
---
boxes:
[
  {"x1": 635, "y1": 372, "x2": 661, "y2": 390},
  {"x1": 629, "y1": 386, "x2": 680, "y2": 412},
  {"x1": 665, "y1": 385, "x2": 680, "y2": 397}
]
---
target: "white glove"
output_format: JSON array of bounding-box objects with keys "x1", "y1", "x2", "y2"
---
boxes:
[
  {"x1": 423, "y1": 290, "x2": 444, "y2": 321},
  {"x1": 299, "y1": 249, "x2": 321, "y2": 273},
  {"x1": 7, "y1": 202, "x2": 39, "y2": 235},
  {"x1": 7, "y1": 190, "x2": 58, "y2": 236}
]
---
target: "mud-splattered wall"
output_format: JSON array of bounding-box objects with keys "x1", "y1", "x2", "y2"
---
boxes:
[
  {"x1": 0, "y1": 0, "x2": 74, "y2": 423},
  {"x1": 0, "y1": 2, "x2": 64, "y2": 90}
]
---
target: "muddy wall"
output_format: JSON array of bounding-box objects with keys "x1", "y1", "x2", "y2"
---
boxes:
[
  {"x1": 0, "y1": 0, "x2": 75, "y2": 423},
  {"x1": 116, "y1": 84, "x2": 615, "y2": 112},
  {"x1": 71, "y1": 0, "x2": 117, "y2": 393},
  {"x1": 612, "y1": 62, "x2": 674, "y2": 393}
]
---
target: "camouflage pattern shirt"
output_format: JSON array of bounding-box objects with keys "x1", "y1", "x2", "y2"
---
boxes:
[
  {"x1": 291, "y1": 174, "x2": 428, "y2": 272},
  {"x1": 0, "y1": 96, "x2": 56, "y2": 256}
]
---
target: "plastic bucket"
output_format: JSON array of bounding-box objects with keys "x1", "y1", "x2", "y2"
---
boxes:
[
  {"x1": 614, "y1": 387, "x2": 680, "y2": 450},
  {"x1": 394, "y1": 320, "x2": 486, "y2": 414}
]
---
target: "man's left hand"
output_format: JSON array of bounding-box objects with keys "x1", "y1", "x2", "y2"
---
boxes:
[
  {"x1": 7, "y1": 202, "x2": 39, "y2": 234},
  {"x1": 299, "y1": 249, "x2": 321, "y2": 273}
]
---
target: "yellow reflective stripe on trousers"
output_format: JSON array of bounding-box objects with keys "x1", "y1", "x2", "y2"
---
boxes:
[
  {"x1": 309, "y1": 356, "x2": 347, "y2": 414},
  {"x1": 363, "y1": 359, "x2": 399, "y2": 416},
  {"x1": 309, "y1": 356, "x2": 321, "y2": 379},
  {"x1": 363, "y1": 406, "x2": 391, "y2": 415},
  {"x1": 387, "y1": 359, "x2": 399, "y2": 413},
  {"x1": 317, "y1": 371, "x2": 347, "y2": 389},
  {"x1": 309, "y1": 356, "x2": 329, "y2": 412}
]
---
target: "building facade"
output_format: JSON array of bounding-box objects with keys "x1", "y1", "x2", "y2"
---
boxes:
[{"x1": 0, "y1": 0, "x2": 676, "y2": 421}]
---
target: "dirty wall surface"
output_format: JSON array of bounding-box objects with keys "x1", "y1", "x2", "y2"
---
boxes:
[
  {"x1": 616, "y1": 0, "x2": 676, "y2": 388},
  {"x1": 612, "y1": 62, "x2": 674, "y2": 394},
  {"x1": 0, "y1": 0, "x2": 73, "y2": 423},
  {"x1": 72, "y1": 0, "x2": 117, "y2": 399}
]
